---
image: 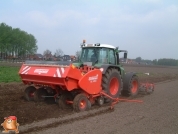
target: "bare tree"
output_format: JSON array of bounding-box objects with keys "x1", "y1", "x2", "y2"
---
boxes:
[
  {"x1": 55, "y1": 49, "x2": 63, "y2": 57},
  {"x1": 43, "y1": 49, "x2": 51, "y2": 55},
  {"x1": 43, "y1": 49, "x2": 52, "y2": 60},
  {"x1": 75, "y1": 50, "x2": 81, "y2": 59}
]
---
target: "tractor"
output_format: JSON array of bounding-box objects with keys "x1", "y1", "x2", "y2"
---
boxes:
[
  {"x1": 19, "y1": 40, "x2": 140, "y2": 112},
  {"x1": 74, "y1": 40, "x2": 139, "y2": 99}
]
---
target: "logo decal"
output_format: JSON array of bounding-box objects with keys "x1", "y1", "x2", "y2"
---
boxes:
[
  {"x1": 34, "y1": 69, "x2": 49, "y2": 74},
  {"x1": 88, "y1": 74, "x2": 98, "y2": 82}
]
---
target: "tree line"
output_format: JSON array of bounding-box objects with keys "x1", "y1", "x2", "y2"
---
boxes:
[
  {"x1": 135, "y1": 57, "x2": 178, "y2": 66},
  {"x1": 153, "y1": 58, "x2": 178, "y2": 66},
  {"x1": 0, "y1": 23, "x2": 38, "y2": 60}
]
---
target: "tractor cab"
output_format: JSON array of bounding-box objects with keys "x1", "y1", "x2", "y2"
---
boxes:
[
  {"x1": 72, "y1": 40, "x2": 128, "y2": 79},
  {"x1": 79, "y1": 40, "x2": 127, "y2": 66}
]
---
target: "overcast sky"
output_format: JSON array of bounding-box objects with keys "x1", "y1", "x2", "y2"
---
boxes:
[{"x1": 0, "y1": 0, "x2": 178, "y2": 60}]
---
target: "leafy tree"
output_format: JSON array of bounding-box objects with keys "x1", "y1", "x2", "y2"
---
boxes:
[
  {"x1": 157, "y1": 58, "x2": 178, "y2": 66},
  {"x1": 135, "y1": 57, "x2": 142, "y2": 63},
  {"x1": 0, "y1": 23, "x2": 13, "y2": 59},
  {"x1": 152, "y1": 59, "x2": 157, "y2": 65},
  {"x1": 0, "y1": 22, "x2": 38, "y2": 61}
]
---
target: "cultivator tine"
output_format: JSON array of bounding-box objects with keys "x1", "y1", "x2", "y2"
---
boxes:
[{"x1": 139, "y1": 82, "x2": 155, "y2": 94}]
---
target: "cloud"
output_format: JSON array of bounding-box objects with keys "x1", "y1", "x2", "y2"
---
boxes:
[
  {"x1": 27, "y1": 11, "x2": 56, "y2": 28},
  {"x1": 53, "y1": 10, "x2": 82, "y2": 21},
  {"x1": 27, "y1": 10, "x2": 85, "y2": 28},
  {"x1": 129, "y1": 0, "x2": 162, "y2": 4},
  {"x1": 83, "y1": 17, "x2": 100, "y2": 25},
  {"x1": 141, "y1": 5, "x2": 178, "y2": 22}
]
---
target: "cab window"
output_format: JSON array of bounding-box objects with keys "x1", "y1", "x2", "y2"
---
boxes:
[
  {"x1": 98, "y1": 48, "x2": 108, "y2": 64},
  {"x1": 80, "y1": 48, "x2": 97, "y2": 62},
  {"x1": 109, "y1": 49, "x2": 115, "y2": 64}
]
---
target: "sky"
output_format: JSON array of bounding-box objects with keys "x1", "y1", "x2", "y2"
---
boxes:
[{"x1": 0, "y1": 0, "x2": 178, "y2": 60}]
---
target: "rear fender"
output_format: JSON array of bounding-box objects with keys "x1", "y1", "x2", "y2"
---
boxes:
[{"x1": 99, "y1": 64, "x2": 122, "y2": 75}]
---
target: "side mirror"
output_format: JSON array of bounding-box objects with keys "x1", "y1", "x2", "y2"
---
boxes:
[{"x1": 124, "y1": 53, "x2": 127, "y2": 59}]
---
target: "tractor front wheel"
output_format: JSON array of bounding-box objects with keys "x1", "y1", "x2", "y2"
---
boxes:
[
  {"x1": 24, "y1": 86, "x2": 36, "y2": 101},
  {"x1": 73, "y1": 94, "x2": 89, "y2": 112},
  {"x1": 34, "y1": 88, "x2": 48, "y2": 102}
]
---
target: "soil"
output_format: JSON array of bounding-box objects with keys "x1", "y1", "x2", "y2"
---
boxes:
[
  {"x1": 0, "y1": 63, "x2": 178, "y2": 129},
  {"x1": 32, "y1": 80, "x2": 178, "y2": 134}
]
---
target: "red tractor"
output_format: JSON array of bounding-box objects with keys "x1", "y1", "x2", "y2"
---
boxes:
[{"x1": 19, "y1": 40, "x2": 143, "y2": 112}]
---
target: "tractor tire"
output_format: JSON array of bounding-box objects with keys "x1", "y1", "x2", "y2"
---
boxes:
[
  {"x1": 73, "y1": 94, "x2": 89, "y2": 112},
  {"x1": 24, "y1": 86, "x2": 36, "y2": 101},
  {"x1": 97, "y1": 96, "x2": 104, "y2": 106},
  {"x1": 122, "y1": 74, "x2": 139, "y2": 97},
  {"x1": 102, "y1": 68, "x2": 122, "y2": 102},
  {"x1": 34, "y1": 88, "x2": 48, "y2": 102},
  {"x1": 58, "y1": 93, "x2": 73, "y2": 109},
  {"x1": 87, "y1": 100, "x2": 92, "y2": 110}
]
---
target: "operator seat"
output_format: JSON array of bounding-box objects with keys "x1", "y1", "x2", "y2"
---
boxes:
[{"x1": 91, "y1": 54, "x2": 97, "y2": 62}]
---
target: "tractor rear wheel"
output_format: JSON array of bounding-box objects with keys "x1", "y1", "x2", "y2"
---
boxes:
[
  {"x1": 24, "y1": 86, "x2": 36, "y2": 101},
  {"x1": 73, "y1": 94, "x2": 89, "y2": 112},
  {"x1": 58, "y1": 93, "x2": 73, "y2": 109},
  {"x1": 102, "y1": 68, "x2": 122, "y2": 102},
  {"x1": 34, "y1": 88, "x2": 48, "y2": 102},
  {"x1": 122, "y1": 75, "x2": 139, "y2": 97}
]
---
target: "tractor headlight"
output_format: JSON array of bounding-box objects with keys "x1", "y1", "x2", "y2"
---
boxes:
[{"x1": 80, "y1": 43, "x2": 85, "y2": 47}]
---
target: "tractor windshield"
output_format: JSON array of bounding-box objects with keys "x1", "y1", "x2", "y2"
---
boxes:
[{"x1": 80, "y1": 47, "x2": 116, "y2": 65}]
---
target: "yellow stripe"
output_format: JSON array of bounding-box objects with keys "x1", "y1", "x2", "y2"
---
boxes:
[{"x1": 72, "y1": 64, "x2": 75, "y2": 69}]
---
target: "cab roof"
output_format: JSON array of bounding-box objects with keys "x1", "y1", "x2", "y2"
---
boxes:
[{"x1": 81, "y1": 43, "x2": 116, "y2": 49}]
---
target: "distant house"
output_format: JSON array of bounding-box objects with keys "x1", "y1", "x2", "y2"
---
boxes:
[
  {"x1": 126, "y1": 59, "x2": 137, "y2": 64},
  {"x1": 56, "y1": 55, "x2": 63, "y2": 61},
  {"x1": 70, "y1": 55, "x2": 76, "y2": 61},
  {"x1": 34, "y1": 54, "x2": 43, "y2": 60},
  {"x1": 119, "y1": 58, "x2": 127, "y2": 63},
  {"x1": 63, "y1": 55, "x2": 71, "y2": 61},
  {"x1": 29, "y1": 54, "x2": 43, "y2": 60}
]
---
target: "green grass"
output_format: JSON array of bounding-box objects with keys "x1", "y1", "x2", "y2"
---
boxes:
[{"x1": 0, "y1": 66, "x2": 21, "y2": 83}]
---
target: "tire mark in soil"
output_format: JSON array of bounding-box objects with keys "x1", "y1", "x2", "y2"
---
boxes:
[{"x1": 21, "y1": 107, "x2": 114, "y2": 134}]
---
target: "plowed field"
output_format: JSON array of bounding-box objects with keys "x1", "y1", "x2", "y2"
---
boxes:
[{"x1": 0, "y1": 63, "x2": 178, "y2": 133}]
